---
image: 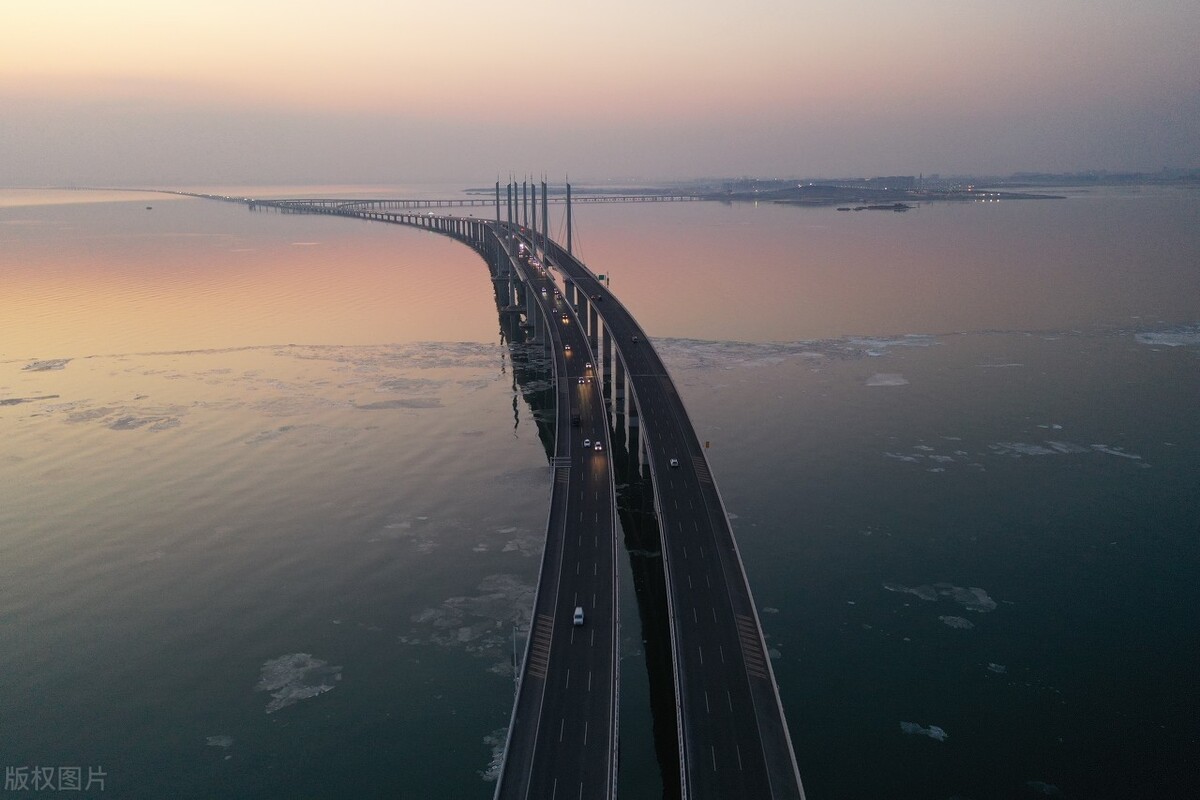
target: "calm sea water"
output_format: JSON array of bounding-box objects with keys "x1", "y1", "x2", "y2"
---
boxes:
[{"x1": 2, "y1": 185, "x2": 1197, "y2": 799}]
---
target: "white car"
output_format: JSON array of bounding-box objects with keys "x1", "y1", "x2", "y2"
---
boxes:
[
  {"x1": 583, "y1": 439, "x2": 591, "y2": 448},
  {"x1": 594, "y1": 442, "x2": 603, "y2": 452},
  {"x1": 573, "y1": 606, "x2": 585, "y2": 626},
  {"x1": 564, "y1": 344, "x2": 571, "y2": 352},
  {"x1": 669, "y1": 458, "x2": 680, "y2": 468}
]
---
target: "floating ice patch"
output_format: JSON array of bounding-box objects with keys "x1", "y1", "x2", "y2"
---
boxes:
[
  {"x1": 866, "y1": 373, "x2": 909, "y2": 386},
  {"x1": 23, "y1": 359, "x2": 71, "y2": 371},
  {"x1": 355, "y1": 398, "x2": 442, "y2": 410},
  {"x1": 480, "y1": 727, "x2": 507, "y2": 782},
  {"x1": 939, "y1": 615, "x2": 975, "y2": 629},
  {"x1": 936, "y1": 583, "x2": 997, "y2": 612},
  {"x1": 1045, "y1": 441, "x2": 1089, "y2": 454},
  {"x1": 206, "y1": 735, "x2": 233, "y2": 748},
  {"x1": 1026, "y1": 781, "x2": 1062, "y2": 795},
  {"x1": 1090, "y1": 444, "x2": 1142, "y2": 460},
  {"x1": 409, "y1": 574, "x2": 535, "y2": 675},
  {"x1": 761, "y1": 607, "x2": 780, "y2": 614},
  {"x1": 900, "y1": 722, "x2": 947, "y2": 741},
  {"x1": 991, "y1": 442, "x2": 1060, "y2": 456},
  {"x1": 848, "y1": 335, "x2": 938, "y2": 351},
  {"x1": 885, "y1": 582, "x2": 996, "y2": 611},
  {"x1": 255, "y1": 653, "x2": 342, "y2": 714},
  {"x1": 0, "y1": 394, "x2": 59, "y2": 406},
  {"x1": 883, "y1": 583, "x2": 939, "y2": 602},
  {"x1": 987, "y1": 663, "x2": 1007, "y2": 674},
  {"x1": 108, "y1": 414, "x2": 181, "y2": 431},
  {"x1": 1134, "y1": 329, "x2": 1200, "y2": 347}
]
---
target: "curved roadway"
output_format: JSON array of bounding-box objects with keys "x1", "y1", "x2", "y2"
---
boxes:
[{"x1": 540, "y1": 235, "x2": 806, "y2": 800}]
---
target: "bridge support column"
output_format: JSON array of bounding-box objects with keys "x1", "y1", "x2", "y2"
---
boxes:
[
  {"x1": 615, "y1": 358, "x2": 626, "y2": 405},
  {"x1": 588, "y1": 305, "x2": 598, "y2": 350},
  {"x1": 627, "y1": 394, "x2": 642, "y2": 478},
  {"x1": 525, "y1": 281, "x2": 538, "y2": 343},
  {"x1": 602, "y1": 326, "x2": 612, "y2": 405}
]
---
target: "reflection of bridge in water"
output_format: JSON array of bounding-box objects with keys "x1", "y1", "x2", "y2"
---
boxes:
[{"x1": 188, "y1": 185, "x2": 805, "y2": 800}]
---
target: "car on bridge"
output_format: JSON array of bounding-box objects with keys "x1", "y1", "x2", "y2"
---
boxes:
[
  {"x1": 564, "y1": 344, "x2": 571, "y2": 352},
  {"x1": 594, "y1": 442, "x2": 603, "y2": 452},
  {"x1": 573, "y1": 606, "x2": 585, "y2": 626},
  {"x1": 669, "y1": 458, "x2": 680, "y2": 468}
]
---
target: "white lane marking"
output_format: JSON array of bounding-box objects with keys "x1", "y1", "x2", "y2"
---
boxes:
[
  {"x1": 736, "y1": 744, "x2": 743, "y2": 772},
  {"x1": 593, "y1": 562, "x2": 597, "y2": 576},
  {"x1": 583, "y1": 720, "x2": 589, "y2": 746},
  {"x1": 727, "y1": 690, "x2": 733, "y2": 711},
  {"x1": 683, "y1": 546, "x2": 688, "y2": 560},
  {"x1": 698, "y1": 645, "x2": 704, "y2": 665},
  {"x1": 719, "y1": 644, "x2": 725, "y2": 663},
  {"x1": 705, "y1": 690, "x2": 710, "y2": 714},
  {"x1": 687, "y1": 575, "x2": 693, "y2": 589},
  {"x1": 565, "y1": 668, "x2": 571, "y2": 689},
  {"x1": 590, "y1": 628, "x2": 595, "y2": 646},
  {"x1": 559, "y1": 718, "x2": 565, "y2": 742},
  {"x1": 588, "y1": 670, "x2": 593, "y2": 692},
  {"x1": 700, "y1": 545, "x2": 705, "y2": 559},
  {"x1": 711, "y1": 746, "x2": 718, "y2": 772},
  {"x1": 693, "y1": 607, "x2": 698, "y2": 623}
]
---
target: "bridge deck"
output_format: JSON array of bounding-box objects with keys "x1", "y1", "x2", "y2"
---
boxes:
[
  {"x1": 187, "y1": 190, "x2": 800, "y2": 800},
  {"x1": 541, "y1": 235, "x2": 806, "y2": 800}
]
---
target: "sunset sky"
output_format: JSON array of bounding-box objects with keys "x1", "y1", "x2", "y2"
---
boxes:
[{"x1": 2, "y1": 0, "x2": 1197, "y2": 185}]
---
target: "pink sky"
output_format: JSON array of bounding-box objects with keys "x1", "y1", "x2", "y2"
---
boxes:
[{"x1": 2, "y1": 0, "x2": 1197, "y2": 184}]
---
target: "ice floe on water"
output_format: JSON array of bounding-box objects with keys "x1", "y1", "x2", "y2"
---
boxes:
[
  {"x1": 480, "y1": 727, "x2": 507, "y2": 782},
  {"x1": 939, "y1": 615, "x2": 975, "y2": 629},
  {"x1": 866, "y1": 373, "x2": 909, "y2": 387},
  {"x1": 1089, "y1": 444, "x2": 1142, "y2": 460},
  {"x1": 650, "y1": 334, "x2": 940, "y2": 371},
  {"x1": 370, "y1": 513, "x2": 442, "y2": 552},
  {"x1": 900, "y1": 721, "x2": 947, "y2": 741},
  {"x1": 884, "y1": 582, "x2": 997, "y2": 612},
  {"x1": 1026, "y1": 780, "x2": 1062, "y2": 795},
  {"x1": 0, "y1": 394, "x2": 59, "y2": 406},
  {"x1": 990, "y1": 440, "x2": 1145, "y2": 462},
  {"x1": 1134, "y1": 326, "x2": 1200, "y2": 348},
  {"x1": 206, "y1": 735, "x2": 233, "y2": 748},
  {"x1": 23, "y1": 358, "x2": 71, "y2": 371},
  {"x1": 408, "y1": 574, "x2": 535, "y2": 677},
  {"x1": 255, "y1": 653, "x2": 342, "y2": 714},
  {"x1": 987, "y1": 663, "x2": 1007, "y2": 674},
  {"x1": 354, "y1": 398, "x2": 442, "y2": 410}
]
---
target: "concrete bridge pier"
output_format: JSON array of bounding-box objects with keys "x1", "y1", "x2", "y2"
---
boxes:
[
  {"x1": 525, "y1": 281, "x2": 540, "y2": 343},
  {"x1": 601, "y1": 326, "x2": 612, "y2": 404}
]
